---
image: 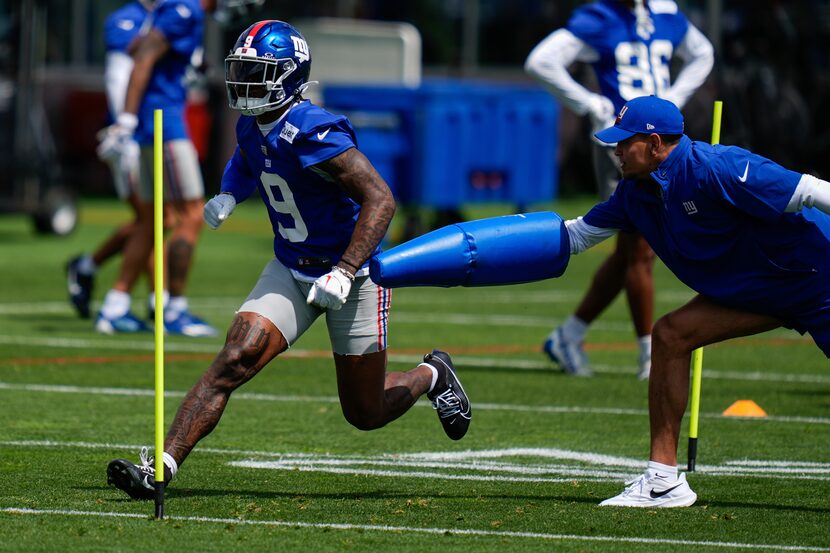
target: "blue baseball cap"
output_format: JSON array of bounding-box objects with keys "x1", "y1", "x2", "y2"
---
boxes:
[{"x1": 595, "y1": 95, "x2": 684, "y2": 144}]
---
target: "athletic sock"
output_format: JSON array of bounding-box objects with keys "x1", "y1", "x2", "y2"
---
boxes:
[
  {"x1": 646, "y1": 460, "x2": 678, "y2": 481},
  {"x1": 148, "y1": 290, "x2": 170, "y2": 314},
  {"x1": 165, "y1": 295, "x2": 188, "y2": 322},
  {"x1": 162, "y1": 451, "x2": 178, "y2": 481},
  {"x1": 638, "y1": 335, "x2": 652, "y2": 359},
  {"x1": 423, "y1": 363, "x2": 439, "y2": 393},
  {"x1": 100, "y1": 289, "x2": 130, "y2": 319},
  {"x1": 560, "y1": 315, "x2": 588, "y2": 343}
]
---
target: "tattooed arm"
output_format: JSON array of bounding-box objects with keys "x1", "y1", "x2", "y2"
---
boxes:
[{"x1": 314, "y1": 148, "x2": 396, "y2": 274}]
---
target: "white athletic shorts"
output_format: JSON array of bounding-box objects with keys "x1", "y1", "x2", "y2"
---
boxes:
[
  {"x1": 105, "y1": 157, "x2": 139, "y2": 200},
  {"x1": 138, "y1": 139, "x2": 204, "y2": 202},
  {"x1": 238, "y1": 258, "x2": 391, "y2": 356}
]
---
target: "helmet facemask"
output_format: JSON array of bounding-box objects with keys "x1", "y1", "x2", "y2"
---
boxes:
[{"x1": 225, "y1": 56, "x2": 299, "y2": 116}]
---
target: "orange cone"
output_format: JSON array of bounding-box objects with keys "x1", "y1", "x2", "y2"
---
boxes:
[{"x1": 722, "y1": 400, "x2": 767, "y2": 417}]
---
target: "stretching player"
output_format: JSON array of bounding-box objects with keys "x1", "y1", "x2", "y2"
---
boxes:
[
  {"x1": 106, "y1": 20, "x2": 472, "y2": 499},
  {"x1": 525, "y1": 0, "x2": 713, "y2": 379},
  {"x1": 566, "y1": 96, "x2": 830, "y2": 506},
  {"x1": 66, "y1": 0, "x2": 152, "y2": 319},
  {"x1": 95, "y1": 0, "x2": 215, "y2": 336}
]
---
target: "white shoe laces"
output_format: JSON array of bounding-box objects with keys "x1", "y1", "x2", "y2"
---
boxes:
[
  {"x1": 431, "y1": 388, "x2": 462, "y2": 418},
  {"x1": 138, "y1": 446, "x2": 156, "y2": 475},
  {"x1": 620, "y1": 474, "x2": 648, "y2": 496}
]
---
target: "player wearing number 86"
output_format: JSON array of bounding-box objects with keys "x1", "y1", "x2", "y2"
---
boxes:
[
  {"x1": 107, "y1": 19, "x2": 472, "y2": 501},
  {"x1": 526, "y1": 0, "x2": 713, "y2": 379}
]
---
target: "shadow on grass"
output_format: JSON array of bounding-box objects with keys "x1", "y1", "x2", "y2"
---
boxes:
[
  {"x1": 90, "y1": 485, "x2": 603, "y2": 505},
  {"x1": 88, "y1": 485, "x2": 830, "y2": 515}
]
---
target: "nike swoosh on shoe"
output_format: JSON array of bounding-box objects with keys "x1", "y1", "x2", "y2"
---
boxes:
[{"x1": 649, "y1": 484, "x2": 683, "y2": 498}]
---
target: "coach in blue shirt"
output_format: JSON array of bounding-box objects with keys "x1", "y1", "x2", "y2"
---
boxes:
[{"x1": 566, "y1": 95, "x2": 830, "y2": 508}]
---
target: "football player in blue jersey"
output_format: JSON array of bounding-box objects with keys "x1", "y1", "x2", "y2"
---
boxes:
[
  {"x1": 562, "y1": 95, "x2": 830, "y2": 507},
  {"x1": 106, "y1": 20, "x2": 472, "y2": 500},
  {"x1": 95, "y1": 0, "x2": 217, "y2": 337},
  {"x1": 526, "y1": 0, "x2": 714, "y2": 379},
  {"x1": 67, "y1": 0, "x2": 154, "y2": 320}
]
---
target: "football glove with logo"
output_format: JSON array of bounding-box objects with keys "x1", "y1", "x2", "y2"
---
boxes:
[
  {"x1": 204, "y1": 193, "x2": 237, "y2": 229},
  {"x1": 97, "y1": 113, "x2": 140, "y2": 175},
  {"x1": 306, "y1": 266, "x2": 354, "y2": 310}
]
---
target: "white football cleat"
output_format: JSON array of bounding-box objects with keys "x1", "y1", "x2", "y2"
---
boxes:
[{"x1": 600, "y1": 471, "x2": 697, "y2": 508}]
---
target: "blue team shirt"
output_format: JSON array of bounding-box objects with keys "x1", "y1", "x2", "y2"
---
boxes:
[
  {"x1": 584, "y1": 136, "x2": 830, "y2": 329},
  {"x1": 104, "y1": 1, "x2": 148, "y2": 53},
  {"x1": 220, "y1": 101, "x2": 380, "y2": 278},
  {"x1": 134, "y1": 0, "x2": 203, "y2": 144},
  {"x1": 567, "y1": 0, "x2": 689, "y2": 110}
]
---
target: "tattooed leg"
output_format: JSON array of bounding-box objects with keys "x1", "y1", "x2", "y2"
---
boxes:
[{"x1": 164, "y1": 312, "x2": 286, "y2": 468}]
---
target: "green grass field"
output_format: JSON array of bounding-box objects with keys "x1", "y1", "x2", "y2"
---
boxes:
[{"x1": 1, "y1": 198, "x2": 828, "y2": 552}]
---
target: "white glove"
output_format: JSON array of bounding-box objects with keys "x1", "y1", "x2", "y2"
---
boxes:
[
  {"x1": 587, "y1": 94, "x2": 617, "y2": 136},
  {"x1": 97, "y1": 112, "x2": 139, "y2": 174},
  {"x1": 306, "y1": 266, "x2": 354, "y2": 310},
  {"x1": 204, "y1": 193, "x2": 237, "y2": 229}
]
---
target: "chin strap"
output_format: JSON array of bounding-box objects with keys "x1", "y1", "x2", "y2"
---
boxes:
[{"x1": 296, "y1": 81, "x2": 318, "y2": 97}]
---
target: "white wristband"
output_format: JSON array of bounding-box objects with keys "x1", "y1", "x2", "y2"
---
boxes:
[{"x1": 117, "y1": 112, "x2": 138, "y2": 132}]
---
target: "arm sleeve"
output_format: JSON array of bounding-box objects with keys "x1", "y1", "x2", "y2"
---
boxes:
[
  {"x1": 103, "y1": 51, "x2": 134, "y2": 116},
  {"x1": 662, "y1": 24, "x2": 714, "y2": 109},
  {"x1": 524, "y1": 28, "x2": 604, "y2": 116},
  {"x1": 786, "y1": 174, "x2": 830, "y2": 214},
  {"x1": 220, "y1": 146, "x2": 258, "y2": 203},
  {"x1": 565, "y1": 217, "x2": 619, "y2": 254}
]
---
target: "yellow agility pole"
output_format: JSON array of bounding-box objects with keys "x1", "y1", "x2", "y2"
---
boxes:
[
  {"x1": 687, "y1": 100, "x2": 722, "y2": 472},
  {"x1": 153, "y1": 109, "x2": 166, "y2": 518}
]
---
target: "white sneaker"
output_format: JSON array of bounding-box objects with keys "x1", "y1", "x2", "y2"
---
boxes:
[
  {"x1": 600, "y1": 471, "x2": 697, "y2": 508},
  {"x1": 543, "y1": 327, "x2": 592, "y2": 377},
  {"x1": 637, "y1": 350, "x2": 651, "y2": 380}
]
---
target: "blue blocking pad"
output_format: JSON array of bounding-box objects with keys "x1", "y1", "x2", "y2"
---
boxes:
[{"x1": 370, "y1": 211, "x2": 570, "y2": 288}]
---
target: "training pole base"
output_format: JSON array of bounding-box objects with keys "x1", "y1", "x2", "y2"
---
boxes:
[
  {"x1": 687, "y1": 437, "x2": 698, "y2": 472},
  {"x1": 154, "y1": 481, "x2": 165, "y2": 519}
]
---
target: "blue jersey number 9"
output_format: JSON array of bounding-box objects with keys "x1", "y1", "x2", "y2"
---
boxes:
[{"x1": 261, "y1": 172, "x2": 309, "y2": 242}]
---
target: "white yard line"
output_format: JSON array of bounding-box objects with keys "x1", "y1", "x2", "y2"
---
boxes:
[
  {"x1": 2, "y1": 380, "x2": 829, "y2": 425},
  {"x1": 1, "y1": 508, "x2": 828, "y2": 551},
  {"x1": 3, "y1": 440, "x2": 829, "y2": 482}
]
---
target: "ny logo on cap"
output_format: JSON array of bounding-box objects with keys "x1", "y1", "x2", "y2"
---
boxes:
[{"x1": 615, "y1": 105, "x2": 628, "y2": 125}]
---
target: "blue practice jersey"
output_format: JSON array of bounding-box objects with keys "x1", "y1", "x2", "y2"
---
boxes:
[
  {"x1": 567, "y1": 0, "x2": 689, "y2": 110},
  {"x1": 584, "y1": 136, "x2": 830, "y2": 325},
  {"x1": 134, "y1": 0, "x2": 203, "y2": 144},
  {"x1": 104, "y1": 1, "x2": 148, "y2": 53},
  {"x1": 220, "y1": 100, "x2": 379, "y2": 278}
]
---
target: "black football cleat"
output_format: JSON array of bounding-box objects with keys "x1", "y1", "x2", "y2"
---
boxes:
[
  {"x1": 66, "y1": 256, "x2": 94, "y2": 319},
  {"x1": 424, "y1": 349, "x2": 472, "y2": 440},
  {"x1": 107, "y1": 447, "x2": 156, "y2": 500}
]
